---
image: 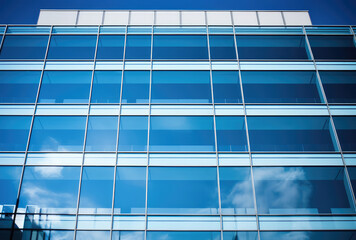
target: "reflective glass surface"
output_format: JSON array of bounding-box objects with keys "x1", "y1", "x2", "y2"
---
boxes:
[
  {"x1": 122, "y1": 71, "x2": 150, "y2": 103},
  {"x1": 47, "y1": 35, "x2": 97, "y2": 59},
  {"x1": 348, "y1": 167, "x2": 356, "y2": 195},
  {"x1": 0, "y1": 166, "x2": 22, "y2": 209},
  {"x1": 79, "y1": 167, "x2": 114, "y2": 214},
  {"x1": 76, "y1": 231, "x2": 110, "y2": 240},
  {"x1": 216, "y1": 117, "x2": 248, "y2": 152},
  {"x1": 151, "y1": 71, "x2": 211, "y2": 103},
  {"x1": 112, "y1": 231, "x2": 145, "y2": 240},
  {"x1": 114, "y1": 167, "x2": 146, "y2": 214},
  {"x1": 85, "y1": 116, "x2": 118, "y2": 151},
  {"x1": 253, "y1": 167, "x2": 355, "y2": 214},
  {"x1": 0, "y1": 71, "x2": 41, "y2": 103},
  {"x1": 319, "y1": 71, "x2": 356, "y2": 103},
  {"x1": 153, "y1": 35, "x2": 208, "y2": 59},
  {"x1": 118, "y1": 116, "x2": 148, "y2": 151},
  {"x1": 236, "y1": 35, "x2": 310, "y2": 60},
  {"x1": 223, "y1": 232, "x2": 258, "y2": 240},
  {"x1": 209, "y1": 35, "x2": 236, "y2": 59},
  {"x1": 333, "y1": 117, "x2": 356, "y2": 151},
  {"x1": 0, "y1": 35, "x2": 48, "y2": 59},
  {"x1": 147, "y1": 167, "x2": 219, "y2": 214},
  {"x1": 149, "y1": 116, "x2": 215, "y2": 152},
  {"x1": 125, "y1": 35, "x2": 151, "y2": 60},
  {"x1": 147, "y1": 231, "x2": 221, "y2": 240},
  {"x1": 91, "y1": 71, "x2": 122, "y2": 103},
  {"x1": 0, "y1": 116, "x2": 32, "y2": 151},
  {"x1": 96, "y1": 35, "x2": 125, "y2": 60},
  {"x1": 38, "y1": 71, "x2": 92, "y2": 104},
  {"x1": 260, "y1": 231, "x2": 356, "y2": 240},
  {"x1": 219, "y1": 167, "x2": 255, "y2": 214},
  {"x1": 308, "y1": 35, "x2": 356, "y2": 60},
  {"x1": 212, "y1": 71, "x2": 242, "y2": 103},
  {"x1": 241, "y1": 71, "x2": 323, "y2": 103},
  {"x1": 16, "y1": 230, "x2": 74, "y2": 240},
  {"x1": 18, "y1": 166, "x2": 80, "y2": 213},
  {"x1": 247, "y1": 117, "x2": 337, "y2": 152},
  {"x1": 29, "y1": 116, "x2": 86, "y2": 152}
]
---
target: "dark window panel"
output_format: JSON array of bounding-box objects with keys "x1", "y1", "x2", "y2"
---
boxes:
[
  {"x1": 125, "y1": 35, "x2": 151, "y2": 60},
  {"x1": 91, "y1": 71, "x2": 122, "y2": 103},
  {"x1": 209, "y1": 35, "x2": 236, "y2": 60},
  {"x1": 0, "y1": 35, "x2": 48, "y2": 59},
  {"x1": 121, "y1": 71, "x2": 150, "y2": 104},
  {"x1": 212, "y1": 71, "x2": 242, "y2": 103},
  {"x1": 216, "y1": 116, "x2": 248, "y2": 152},
  {"x1": 96, "y1": 35, "x2": 125, "y2": 60},
  {"x1": 333, "y1": 117, "x2": 356, "y2": 151},
  {"x1": 0, "y1": 116, "x2": 32, "y2": 151}
]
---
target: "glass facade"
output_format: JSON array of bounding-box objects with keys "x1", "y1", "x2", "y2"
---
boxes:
[{"x1": 0, "y1": 24, "x2": 356, "y2": 240}]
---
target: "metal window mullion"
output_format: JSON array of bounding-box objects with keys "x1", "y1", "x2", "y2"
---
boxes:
[
  {"x1": 9, "y1": 25, "x2": 52, "y2": 240},
  {"x1": 232, "y1": 21, "x2": 261, "y2": 240},
  {"x1": 0, "y1": 25, "x2": 8, "y2": 52},
  {"x1": 73, "y1": 25, "x2": 100, "y2": 240}
]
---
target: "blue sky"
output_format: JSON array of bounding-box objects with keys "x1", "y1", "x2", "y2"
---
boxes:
[{"x1": 0, "y1": 0, "x2": 355, "y2": 25}]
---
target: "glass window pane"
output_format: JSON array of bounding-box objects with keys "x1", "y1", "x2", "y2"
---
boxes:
[
  {"x1": 150, "y1": 116, "x2": 215, "y2": 152},
  {"x1": 212, "y1": 71, "x2": 242, "y2": 103},
  {"x1": 241, "y1": 71, "x2": 323, "y2": 103},
  {"x1": 319, "y1": 71, "x2": 356, "y2": 103},
  {"x1": 216, "y1": 117, "x2": 248, "y2": 152},
  {"x1": 85, "y1": 116, "x2": 118, "y2": 151},
  {"x1": 96, "y1": 35, "x2": 125, "y2": 60},
  {"x1": 112, "y1": 231, "x2": 144, "y2": 240},
  {"x1": 209, "y1": 35, "x2": 236, "y2": 60},
  {"x1": 47, "y1": 35, "x2": 97, "y2": 59},
  {"x1": 38, "y1": 71, "x2": 92, "y2": 104},
  {"x1": 347, "y1": 167, "x2": 356, "y2": 195},
  {"x1": 125, "y1": 35, "x2": 151, "y2": 60},
  {"x1": 0, "y1": 166, "x2": 22, "y2": 209},
  {"x1": 79, "y1": 167, "x2": 114, "y2": 214},
  {"x1": 219, "y1": 167, "x2": 255, "y2": 214},
  {"x1": 253, "y1": 167, "x2": 355, "y2": 214},
  {"x1": 114, "y1": 167, "x2": 146, "y2": 214},
  {"x1": 308, "y1": 36, "x2": 356, "y2": 60},
  {"x1": 223, "y1": 232, "x2": 258, "y2": 240},
  {"x1": 147, "y1": 167, "x2": 219, "y2": 214},
  {"x1": 18, "y1": 166, "x2": 80, "y2": 213},
  {"x1": 29, "y1": 116, "x2": 86, "y2": 152},
  {"x1": 122, "y1": 71, "x2": 150, "y2": 104},
  {"x1": 118, "y1": 116, "x2": 148, "y2": 152},
  {"x1": 19, "y1": 230, "x2": 74, "y2": 240},
  {"x1": 247, "y1": 117, "x2": 337, "y2": 152},
  {"x1": 0, "y1": 116, "x2": 32, "y2": 151},
  {"x1": 0, "y1": 35, "x2": 48, "y2": 59},
  {"x1": 333, "y1": 117, "x2": 356, "y2": 151},
  {"x1": 91, "y1": 71, "x2": 122, "y2": 103},
  {"x1": 76, "y1": 231, "x2": 110, "y2": 240},
  {"x1": 0, "y1": 71, "x2": 41, "y2": 103},
  {"x1": 151, "y1": 71, "x2": 211, "y2": 103},
  {"x1": 153, "y1": 35, "x2": 208, "y2": 59},
  {"x1": 236, "y1": 35, "x2": 310, "y2": 60},
  {"x1": 147, "y1": 231, "x2": 221, "y2": 240},
  {"x1": 260, "y1": 231, "x2": 356, "y2": 240}
]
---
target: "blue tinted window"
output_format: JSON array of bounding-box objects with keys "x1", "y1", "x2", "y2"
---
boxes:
[
  {"x1": 125, "y1": 35, "x2": 151, "y2": 60},
  {"x1": 150, "y1": 116, "x2": 215, "y2": 152},
  {"x1": 153, "y1": 35, "x2": 208, "y2": 59},
  {"x1": 112, "y1": 231, "x2": 144, "y2": 240},
  {"x1": 47, "y1": 35, "x2": 97, "y2": 59},
  {"x1": 333, "y1": 117, "x2": 356, "y2": 151},
  {"x1": 254, "y1": 167, "x2": 355, "y2": 214},
  {"x1": 114, "y1": 167, "x2": 146, "y2": 214},
  {"x1": 151, "y1": 71, "x2": 211, "y2": 103},
  {"x1": 18, "y1": 230, "x2": 74, "y2": 240},
  {"x1": 122, "y1": 71, "x2": 150, "y2": 103},
  {"x1": 209, "y1": 35, "x2": 236, "y2": 59},
  {"x1": 212, "y1": 71, "x2": 242, "y2": 103},
  {"x1": 38, "y1": 71, "x2": 92, "y2": 103},
  {"x1": 85, "y1": 116, "x2": 118, "y2": 151},
  {"x1": 216, "y1": 117, "x2": 248, "y2": 152},
  {"x1": 96, "y1": 35, "x2": 125, "y2": 60},
  {"x1": 91, "y1": 71, "x2": 122, "y2": 103},
  {"x1": 0, "y1": 35, "x2": 48, "y2": 59},
  {"x1": 0, "y1": 116, "x2": 32, "y2": 151},
  {"x1": 19, "y1": 166, "x2": 80, "y2": 213},
  {"x1": 76, "y1": 231, "x2": 110, "y2": 240},
  {"x1": 147, "y1": 232, "x2": 221, "y2": 240},
  {"x1": 219, "y1": 167, "x2": 254, "y2": 214},
  {"x1": 224, "y1": 232, "x2": 258, "y2": 240},
  {"x1": 241, "y1": 71, "x2": 323, "y2": 103},
  {"x1": 347, "y1": 167, "x2": 356, "y2": 195},
  {"x1": 308, "y1": 36, "x2": 356, "y2": 60},
  {"x1": 29, "y1": 116, "x2": 86, "y2": 152},
  {"x1": 0, "y1": 71, "x2": 41, "y2": 103},
  {"x1": 236, "y1": 35, "x2": 310, "y2": 60},
  {"x1": 260, "y1": 231, "x2": 356, "y2": 240},
  {"x1": 118, "y1": 116, "x2": 148, "y2": 151},
  {"x1": 319, "y1": 71, "x2": 356, "y2": 103},
  {"x1": 79, "y1": 167, "x2": 114, "y2": 214},
  {"x1": 147, "y1": 167, "x2": 219, "y2": 214},
  {"x1": 247, "y1": 117, "x2": 337, "y2": 152},
  {"x1": 0, "y1": 166, "x2": 22, "y2": 208}
]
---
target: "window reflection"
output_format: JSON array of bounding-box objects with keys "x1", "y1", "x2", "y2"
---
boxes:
[
  {"x1": 333, "y1": 117, "x2": 356, "y2": 151},
  {"x1": 85, "y1": 116, "x2": 118, "y2": 151},
  {"x1": 216, "y1": 117, "x2": 248, "y2": 152},
  {"x1": 260, "y1": 231, "x2": 356, "y2": 240},
  {"x1": 209, "y1": 35, "x2": 236, "y2": 60},
  {"x1": 212, "y1": 71, "x2": 242, "y2": 103},
  {"x1": 0, "y1": 116, "x2": 32, "y2": 151},
  {"x1": 112, "y1": 231, "x2": 144, "y2": 240},
  {"x1": 147, "y1": 231, "x2": 221, "y2": 240},
  {"x1": 76, "y1": 231, "x2": 110, "y2": 240},
  {"x1": 122, "y1": 71, "x2": 150, "y2": 104},
  {"x1": 118, "y1": 116, "x2": 148, "y2": 152},
  {"x1": 0, "y1": 166, "x2": 22, "y2": 211},
  {"x1": 0, "y1": 35, "x2": 48, "y2": 59},
  {"x1": 91, "y1": 71, "x2": 122, "y2": 103},
  {"x1": 223, "y1": 231, "x2": 258, "y2": 240},
  {"x1": 125, "y1": 35, "x2": 151, "y2": 60},
  {"x1": 96, "y1": 35, "x2": 125, "y2": 60},
  {"x1": 15, "y1": 230, "x2": 74, "y2": 240}
]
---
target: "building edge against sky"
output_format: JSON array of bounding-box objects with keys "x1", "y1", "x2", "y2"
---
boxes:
[{"x1": 0, "y1": 9, "x2": 356, "y2": 240}]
